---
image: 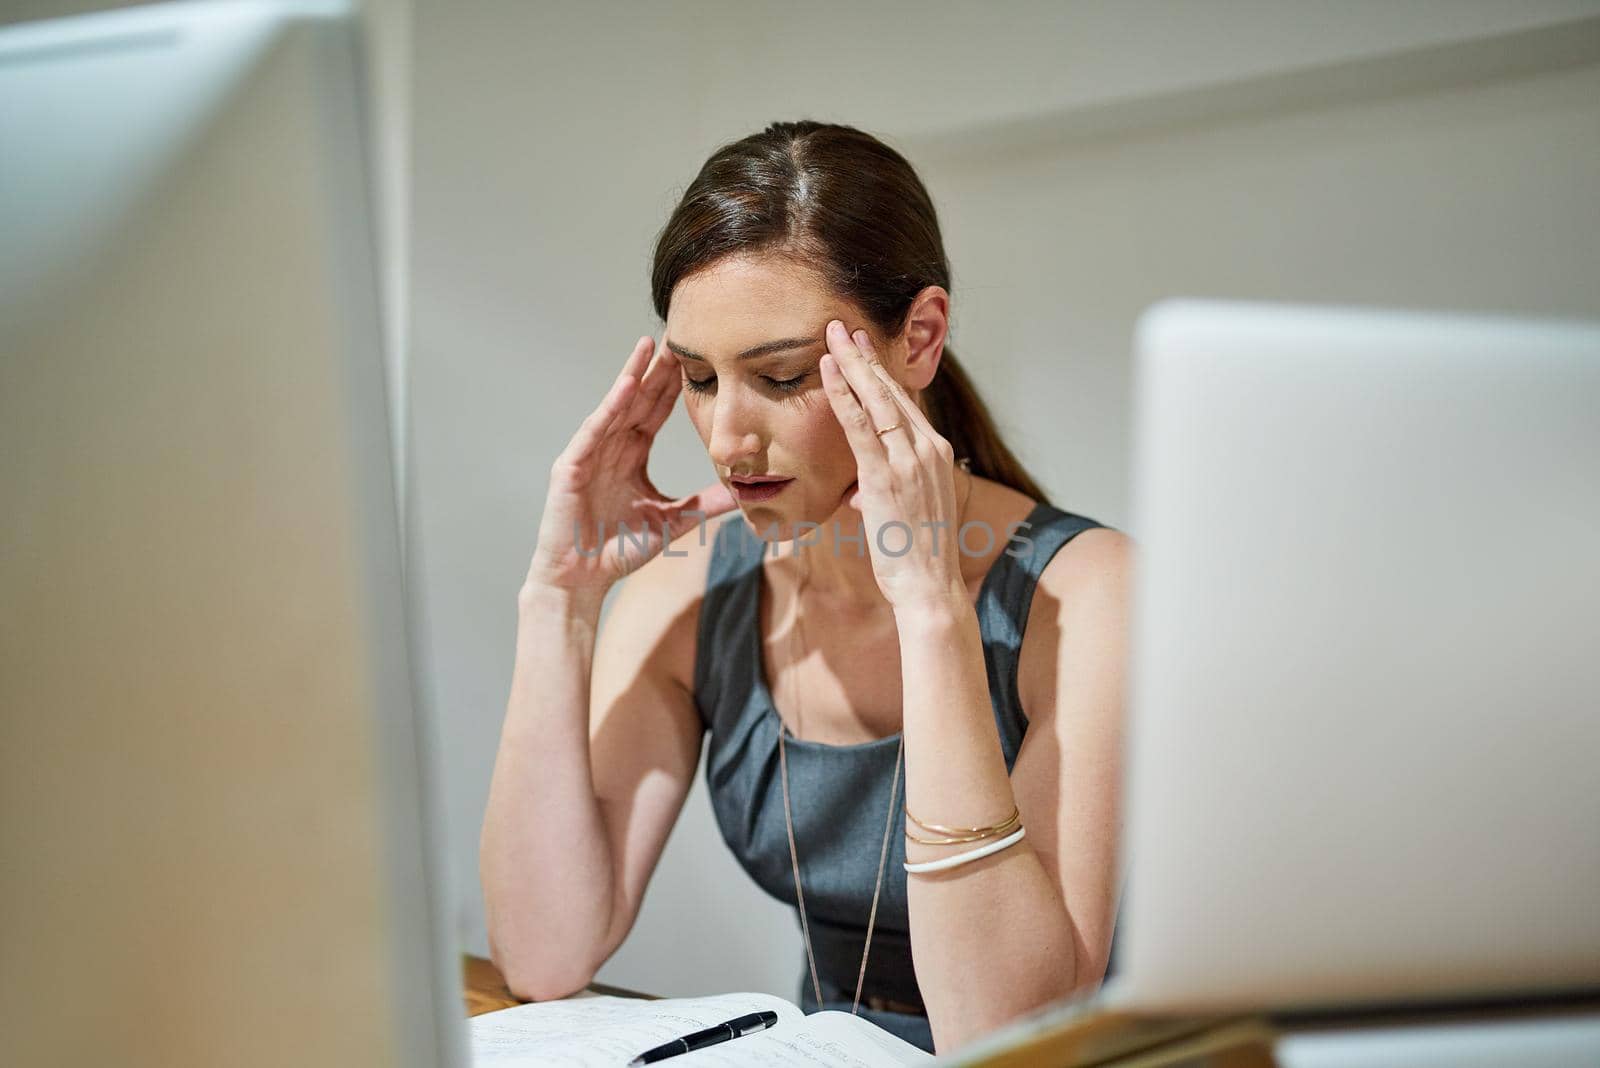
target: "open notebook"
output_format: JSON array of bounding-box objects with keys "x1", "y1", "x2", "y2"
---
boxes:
[{"x1": 471, "y1": 991, "x2": 933, "y2": 1067}]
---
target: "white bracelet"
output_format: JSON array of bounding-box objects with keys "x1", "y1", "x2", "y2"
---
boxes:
[{"x1": 903, "y1": 826, "x2": 1026, "y2": 874}]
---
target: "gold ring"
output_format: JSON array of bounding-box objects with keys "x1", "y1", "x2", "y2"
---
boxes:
[{"x1": 874, "y1": 422, "x2": 903, "y2": 437}]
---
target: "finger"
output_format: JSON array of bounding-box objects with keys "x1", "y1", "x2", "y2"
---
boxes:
[
  {"x1": 826, "y1": 319, "x2": 913, "y2": 454},
  {"x1": 624, "y1": 334, "x2": 674, "y2": 427},
  {"x1": 820, "y1": 352, "x2": 892, "y2": 485},
  {"x1": 638, "y1": 347, "x2": 683, "y2": 435},
  {"x1": 599, "y1": 334, "x2": 654, "y2": 439},
  {"x1": 563, "y1": 369, "x2": 640, "y2": 464},
  {"x1": 619, "y1": 333, "x2": 653, "y2": 379},
  {"x1": 647, "y1": 330, "x2": 685, "y2": 388},
  {"x1": 853, "y1": 329, "x2": 939, "y2": 442},
  {"x1": 640, "y1": 333, "x2": 678, "y2": 398},
  {"x1": 669, "y1": 480, "x2": 738, "y2": 528},
  {"x1": 601, "y1": 347, "x2": 649, "y2": 437}
]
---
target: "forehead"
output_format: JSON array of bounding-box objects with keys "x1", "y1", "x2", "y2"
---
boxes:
[{"x1": 666, "y1": 254, "x2": 849, "y2": 352}]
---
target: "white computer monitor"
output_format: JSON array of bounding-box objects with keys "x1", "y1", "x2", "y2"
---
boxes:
[{"x1": 0, "y1": 4, "x2": 461, "y2": 1066}]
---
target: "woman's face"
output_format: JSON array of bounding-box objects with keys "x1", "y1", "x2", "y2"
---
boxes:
[{"x1": 665, "y1": 254, "x2": 898, "y2": 541}]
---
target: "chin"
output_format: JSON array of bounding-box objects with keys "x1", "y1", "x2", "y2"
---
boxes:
[
  {"x1": 731, "y1": 500, "x2": 815, "y2": 543},
  {"x1": 738, "y1": 507, "x2": 805, "y2": 544}
]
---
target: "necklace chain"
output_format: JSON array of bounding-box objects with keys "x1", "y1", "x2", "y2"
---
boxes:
[{"x1": 778, "y1": 460, "x2": 973, "y2": 1015}]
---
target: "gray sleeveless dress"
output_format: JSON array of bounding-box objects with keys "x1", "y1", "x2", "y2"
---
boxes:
[{"x1": 692, "y1": 502, "x2": 1109, "y2": 1052}]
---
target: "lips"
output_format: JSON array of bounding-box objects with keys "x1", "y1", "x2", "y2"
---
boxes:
[{"x1": 729, "y1": 476, "x2": 794, "y2": 503}]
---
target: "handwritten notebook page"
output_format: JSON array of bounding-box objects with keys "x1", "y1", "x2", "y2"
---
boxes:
[
  {"x1": 668, "y1": 1009, "x2": 932, "y2": 1066},
  {"x1": 470, "y1": 992, "x2": 931, "y2": 1067}
]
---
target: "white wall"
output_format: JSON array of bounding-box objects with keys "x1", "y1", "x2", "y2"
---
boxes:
[{"x1": 408, "y1": 1, "x2": 1600, "y2": 1000}]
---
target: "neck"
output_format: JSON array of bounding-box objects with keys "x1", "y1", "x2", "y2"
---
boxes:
[{"x1": 793, "y1": 506, "x2": 886, "y2": 610}]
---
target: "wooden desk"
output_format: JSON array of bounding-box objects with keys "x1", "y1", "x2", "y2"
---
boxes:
[
  {"x1": 462, "y1": 955, "x2": 656, "y2": 1018},
  {"x1": 463, "y1": 955, "x2": 1599, "y2": 1064}
]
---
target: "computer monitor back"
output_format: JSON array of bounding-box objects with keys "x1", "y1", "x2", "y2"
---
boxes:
[{"x1": 1115, "y1": 300, "x2": 1600, "y2": 1013}]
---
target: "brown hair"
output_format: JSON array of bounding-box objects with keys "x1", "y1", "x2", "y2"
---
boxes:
[{"x1": 650, "y1": 120, "x2": 1050, "y2": 505}]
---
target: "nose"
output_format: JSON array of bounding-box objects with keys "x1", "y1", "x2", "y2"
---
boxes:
[{"x1": 705, "y1": 387, "x2": 763, "y2": 473}]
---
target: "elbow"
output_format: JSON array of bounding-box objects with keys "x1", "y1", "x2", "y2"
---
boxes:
[
  {"x1": 930, "y1": 962, "x2": 1087, "y2": 1055},
  {"x1": 485, "y1": 903, "x2": 606, "y2": 1004},
  {"x1": 480, "y1": 855, "x2": 620, "y2": 1003},
  {"x1": 492, "y1": 939, "x2": 598, "y2": 1003},
  {"x1": 503, "y1": 965, "x2": 593, "y2": 1004}
]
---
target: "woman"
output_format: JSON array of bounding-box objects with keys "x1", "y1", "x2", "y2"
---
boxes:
[{"x1": 480, "y1": 121, "x2": 1130, "y2": 1055}]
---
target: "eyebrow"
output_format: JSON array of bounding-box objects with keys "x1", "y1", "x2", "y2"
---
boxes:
[{"x1": 665, "y1": 335, "x2": 823, "y2": 362}]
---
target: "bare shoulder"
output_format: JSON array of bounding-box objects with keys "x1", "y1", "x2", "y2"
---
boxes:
[
  {"x1": 1037, "y1": 525, "x2": 1134, "y2": 604},
  {"x1": 1018, "y1": 522, "x2": 1135, "y2": 722},
  {"x1": 599, "y1": 514, "x2": 734, "y2": 693}
]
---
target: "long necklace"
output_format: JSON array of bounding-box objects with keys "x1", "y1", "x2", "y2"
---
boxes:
[{"x1": 777, "y1": 460, "x2": 973, "y2": 1015}]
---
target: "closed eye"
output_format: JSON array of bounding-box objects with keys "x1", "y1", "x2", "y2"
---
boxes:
[
  {"x1": 764, "y1": 373, "x2": 808, "y2": 393},
  {"x1": 683, "y1": 372, "x2": 811, "y2": 395}
]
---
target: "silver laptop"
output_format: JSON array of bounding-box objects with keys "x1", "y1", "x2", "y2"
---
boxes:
[{"x1": 943, "y1": 301, "x2": 1600, "y2": 1065}]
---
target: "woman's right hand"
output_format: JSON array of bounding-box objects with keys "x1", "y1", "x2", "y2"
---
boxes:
[{"x1": 523, "y1": 335, "x2": 736, "y2": 599}]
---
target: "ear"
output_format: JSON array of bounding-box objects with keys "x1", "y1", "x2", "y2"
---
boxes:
[{"x1": 899, "y1": 286, "x2": 949, "y2": 392}]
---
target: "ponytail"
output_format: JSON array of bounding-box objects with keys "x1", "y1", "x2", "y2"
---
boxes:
[{"x1": 923, "y1": 348, "x2": 1050, "y2": 505}]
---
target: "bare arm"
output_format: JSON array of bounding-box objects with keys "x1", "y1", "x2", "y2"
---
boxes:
[
  {"x1": 480, "y1": 583, "x2": 613, "y2": 1001},
  {"x1": 807, "y1": 323, "x2": 1128, "y2": 1051},
  {"x1": 903, "y1": 529, "x2": 1131, "y2": 1051},
  {"x1": 479, "y1": 335, "x2": 732, "y2": 1000},
  {"x1": 481, "y1": 548, "x2": 708, "y2": 1000}
]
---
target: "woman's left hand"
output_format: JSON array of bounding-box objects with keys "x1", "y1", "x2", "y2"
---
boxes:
[{"x1": 819, "y1": 318, "x2": 966, "y2": 613}]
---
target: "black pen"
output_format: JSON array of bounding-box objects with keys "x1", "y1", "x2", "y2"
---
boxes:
[{"x1": 625, "y1": 1010, "x2": 780, "y2": 1065}]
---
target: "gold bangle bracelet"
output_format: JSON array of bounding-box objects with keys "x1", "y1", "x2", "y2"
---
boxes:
[
  {"x1": 904, "y1": 803, "x2": 1020, "y2": 838},
  {"x1": 905, "y1": 808, "x2": 1022, "y2": 846}
]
